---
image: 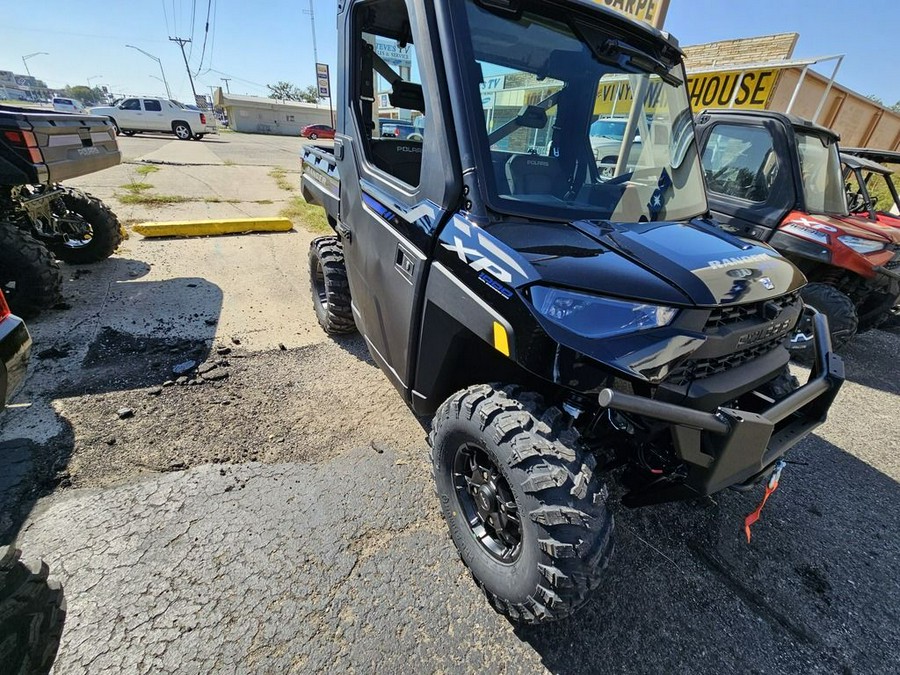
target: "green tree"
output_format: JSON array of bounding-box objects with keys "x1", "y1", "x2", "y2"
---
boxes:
[
  {"x1": 297, "y1": 85, "x2": 322, "y2": 104},
  {"x1": 267, "y1": 82, "x2": 321, "y2": 103},
  {"x1": 267, "y1": 81, "x2": 302, "y2": 101},
  {"x1": 866, "y1": 94, "x2": 900, "y2": 114},
  {"x1": 62, "y1": 85, "x2": 103, "y2": 105}
]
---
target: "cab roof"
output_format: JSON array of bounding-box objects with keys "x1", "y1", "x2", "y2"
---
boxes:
[
  {"x1": 840, "y1": 152, "x2": 893, "y2": 175},
  {"x1": 699, "y1": 109, "x2": 840, "y2": 142}
]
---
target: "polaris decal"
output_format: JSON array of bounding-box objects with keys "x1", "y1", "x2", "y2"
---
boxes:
[
  {"x1": 440, "y1": 218, "x2": 530, "y2": 285},
  {"x1": 735, "y1": 319, "x2": 793, "y2": 349},
  {"x1": 707, "y1": 253, "x2": 772, "y2": 270}
]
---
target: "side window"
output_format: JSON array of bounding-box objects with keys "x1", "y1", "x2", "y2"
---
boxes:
[
  {"x1": 121, "y1": 98, "x2": 141, "y2": 111},
  {"x1": 702, "y1": 124, "x2": 778, "y2": 203},
  {"x1": 143, "y1": 99, "x2": 162, "y2": 112},
  {"x1": 353, "y1": 0, "x2": 425, "y2": 188}
]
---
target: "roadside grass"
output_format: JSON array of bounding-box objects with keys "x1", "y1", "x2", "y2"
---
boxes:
[
  {"x1": 281, "y1": 195, "x2": 330, "y2": 233},
  {"x1": 120, "y1": 181, "x2": 154, "y2": 194},
  {"x1": 135, "y1": 165, "x2": 160, "y2": 176},
  {"x1": 203, "y1": 197, "x2": 241, "y2": 204},
  {"x1": 116, "y1": 192, "x2": 278, "y2": 208},
  {"x1": 269, "y1": 168, "x2": 297, "y2": 192},
  {"x1": 222, "y1": 159, "x2": 236, "y2": 166},
  {"x1": 118, "y1": 193, "x2": 192, "y2": 206}
]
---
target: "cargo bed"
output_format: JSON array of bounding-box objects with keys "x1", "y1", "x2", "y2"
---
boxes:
[{"x1": 0, "y1": 105, "x2": 121, "y2": 185}]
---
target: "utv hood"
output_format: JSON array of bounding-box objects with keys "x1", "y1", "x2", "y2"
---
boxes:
[
  {"x1": 489, "y1": 218, "x2": 805, "y2": 307},
  {"x1": 825, "y1": 213, "x2": 900, "y2": 245}
]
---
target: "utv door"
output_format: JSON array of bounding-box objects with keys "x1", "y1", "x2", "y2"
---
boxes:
[
  {"x1": 697, "y1": 116, "x2": 795, "y2": 242},
  {"x1": 335, "y1": 0, "x2": 460, "y2": 396}
]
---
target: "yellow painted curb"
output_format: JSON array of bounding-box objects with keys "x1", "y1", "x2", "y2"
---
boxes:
[{"x1": 133, "y1": 218, "x2": 294, "y2": 238}]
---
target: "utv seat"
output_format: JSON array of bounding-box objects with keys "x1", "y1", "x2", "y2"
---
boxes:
[
  {"x1": 505, "y1": 153, "x2": 568, "y2": 197},
  {"x1": 370, "y1": 138, "x2": 423, "y2": 186}
]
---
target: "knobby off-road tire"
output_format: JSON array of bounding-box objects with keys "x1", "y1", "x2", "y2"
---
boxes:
[
  {"x1": 431, "y1": 384, "x2": 614, "y2": 624},
  {"x1": 309, "y1": 236, "x2": 356, "y2": 335},
  {"x1": 791, "y1": 283, "x2": 858, "y2": 364},
  {"x1": 0, "y1": 223, "x2": 62, "y2": 318},
  {"x1": 49, "y1": 188, "x2": 122, "y2": 264},
  {"x1": 0, "y1": 546, "x2": 66, "y2": 675}
]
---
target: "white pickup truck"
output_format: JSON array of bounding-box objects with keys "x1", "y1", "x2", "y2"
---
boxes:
[{"x1": 89, "y1": 97, "x2": 217, "y2": 141}]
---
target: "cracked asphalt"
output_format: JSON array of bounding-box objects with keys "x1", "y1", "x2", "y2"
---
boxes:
[{"x1": 2, "y1": 135, "x2": 898, "y2": 673}]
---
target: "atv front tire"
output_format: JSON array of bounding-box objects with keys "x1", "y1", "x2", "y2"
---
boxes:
[
  {"x1": 49, "y1": 188, "x2": 122, "y2": 264},
  {"x1": 0, "y1": 223, "x2": 63, "y2": 318},
  {"x1": 0, "y1": 546, "x2": 66, "y2": 675},
  {"x1": 309, "y1": 237, "x2": 356, "y2": 335},
  {"x1": 431, "y1": 384, "x2": 614, "y2": 624},
  {"x1": 791, "y1": 283, "x2": 858, "y2": 363}
]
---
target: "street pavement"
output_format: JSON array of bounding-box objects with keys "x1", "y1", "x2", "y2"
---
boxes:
[{"x1": 2, "y1": 131, "x2": 898, "y2": 673}]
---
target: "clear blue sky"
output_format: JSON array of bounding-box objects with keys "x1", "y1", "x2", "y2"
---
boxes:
[{"x1": 2, "y1": 0, "x2": 898, "y2": 104}]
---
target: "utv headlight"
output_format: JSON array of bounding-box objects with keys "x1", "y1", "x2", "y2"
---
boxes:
[
  {"x1": 530, "y1": 286, "x2": 678, "y2": 339},
  {"x1": 838, "y1": 235, "x2": 887, "y2": 254}
]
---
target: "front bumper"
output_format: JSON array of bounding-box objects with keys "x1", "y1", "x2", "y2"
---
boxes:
[
  {"x1": 0, "y1": 315, "x2": 31, "y2": 410},
  {"x1": 599, "y1": 310, "x2": 844, "y2": 506}
]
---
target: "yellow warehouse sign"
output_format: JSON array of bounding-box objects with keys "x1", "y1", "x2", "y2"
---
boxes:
[
  {"x1": 595, "y1": 0, "x2": 669, "y2": 27},
  {"x1": 687, "y1": 69, "x2": 780, "y2": 111},
  {"x1": 594, "y1": 69, "x2": 780, "y2": 116}
]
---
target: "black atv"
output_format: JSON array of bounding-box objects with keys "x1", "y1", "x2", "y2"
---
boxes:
[
  {"x1": 0, "y1": 104, "x2": 122, "y2": 317},
  {"x1": 302, "y1": 0, "x2": 844, "y2": 623}
]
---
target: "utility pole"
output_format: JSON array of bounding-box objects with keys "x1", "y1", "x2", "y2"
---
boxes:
[
  {"x1": 220, "y1": 78, "x2": 231, "y2": 93},
  {"x1": 169, "y1": 37, "x2": 199, "y2": 103},
  {"x1": 304, "y1": 1, "x2": 320, "y2": 66}
]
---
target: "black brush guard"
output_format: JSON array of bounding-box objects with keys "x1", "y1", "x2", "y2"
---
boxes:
[{"x1": 599, "y1": 311, "x2": 844, "y2": 506}]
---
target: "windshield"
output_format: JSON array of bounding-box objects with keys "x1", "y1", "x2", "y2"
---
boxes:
[
  {"x1": 459, "y1": 0, "x2": 707, "y2": 224},
  {"x1": 797, "y1": 132, "x2": 847, "y2": 215}
]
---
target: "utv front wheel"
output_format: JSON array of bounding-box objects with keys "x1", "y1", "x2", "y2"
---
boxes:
[
  {"x1": 0, "y1": 223, "x2": 63, "y2": 317},
  {"x1": 0, "y1": 546, "x2": 66, "y2": 675},
  {"x1": 49, "y1": 188, "x2": 122, "y2": 264},
  {"x1": 791, "y1": 282, "x2": 858, "y2": 363},
  {"x1": 309, "y1": 236, "x2": 356, "y2": 335},
  {"x1": 431, "y1": 385, "x2": 614, "y2": 624}
]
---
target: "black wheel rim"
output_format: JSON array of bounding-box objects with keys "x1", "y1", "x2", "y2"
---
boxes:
[
  {"x1": 312, "y1": 257, "x2": 328, "y2": 310},
  {"x1": 452, "y1": 443, "x2": 522, "y2": 563},
  {"x1": 52, "y1": 200, "x2": 93, "y2": 249}
]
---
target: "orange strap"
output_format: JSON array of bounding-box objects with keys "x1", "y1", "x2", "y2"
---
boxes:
[{"x1": 743, "y1": 461, "x2": 786, "y2": 543}]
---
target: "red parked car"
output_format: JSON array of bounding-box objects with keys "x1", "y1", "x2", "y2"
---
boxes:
[{"x1": 300, "y1": 124, "x2": 335, "y2": 141}]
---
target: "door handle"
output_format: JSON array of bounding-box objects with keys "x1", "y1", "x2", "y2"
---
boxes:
[
  {"x1": 395, "y1": 245, "x2": 415, "y2": 282},
  {"x1": 335, "y1": 221, "x2": 352, "y2": 243}
]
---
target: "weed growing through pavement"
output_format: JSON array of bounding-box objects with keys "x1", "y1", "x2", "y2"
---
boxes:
[
  {"x1": 118, "y1": 194, "x2": 192, "y2": 206},
  {"x1": 280, "y1": 195, "x2": 330, "y2": 233},
  {"x1": 135, "y1": 165, "x2": 160, "y2": 176},
  {"x1": 120, "y1": 181, "x2": 154, "y2": 194},
  {"x1": 269, "y1": 168, "x2": 296, "y2": 192}
]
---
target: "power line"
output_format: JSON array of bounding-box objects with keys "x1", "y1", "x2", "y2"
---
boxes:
[
  {"x1": 161, "y1": 0, "x2": 171, "y2": 34},
  {"x1": 193, "y1": 0, "x2": 213, "y2": 76}
]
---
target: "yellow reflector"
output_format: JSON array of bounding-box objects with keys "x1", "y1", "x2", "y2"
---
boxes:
[{"x1": 493, "y1": 321, "x2": 510, "y2": 357}]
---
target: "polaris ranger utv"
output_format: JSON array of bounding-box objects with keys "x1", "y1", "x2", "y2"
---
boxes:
[
  {"x1": 1, "y1": 104, "x2": 122, "y2": 316},
  {"x1": 301, "y1": 0, "x2": 844, "y2": 623},
  {"x1": 695, "y1": 110, "x2": 900, "y2": 354}
]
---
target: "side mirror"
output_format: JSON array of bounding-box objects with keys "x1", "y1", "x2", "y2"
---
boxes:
[{"x1": 515, "y1": 105, "x2": 548, "y2": 130}]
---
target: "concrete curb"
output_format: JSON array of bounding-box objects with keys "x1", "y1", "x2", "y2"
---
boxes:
[{"x1": 133, "y1": 218, "x2": 294, "y2": 238}]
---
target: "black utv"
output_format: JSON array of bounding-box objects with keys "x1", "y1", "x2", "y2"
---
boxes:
[{"x1": 301, "y1": 0, "x2": 844, "y2": 623}]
